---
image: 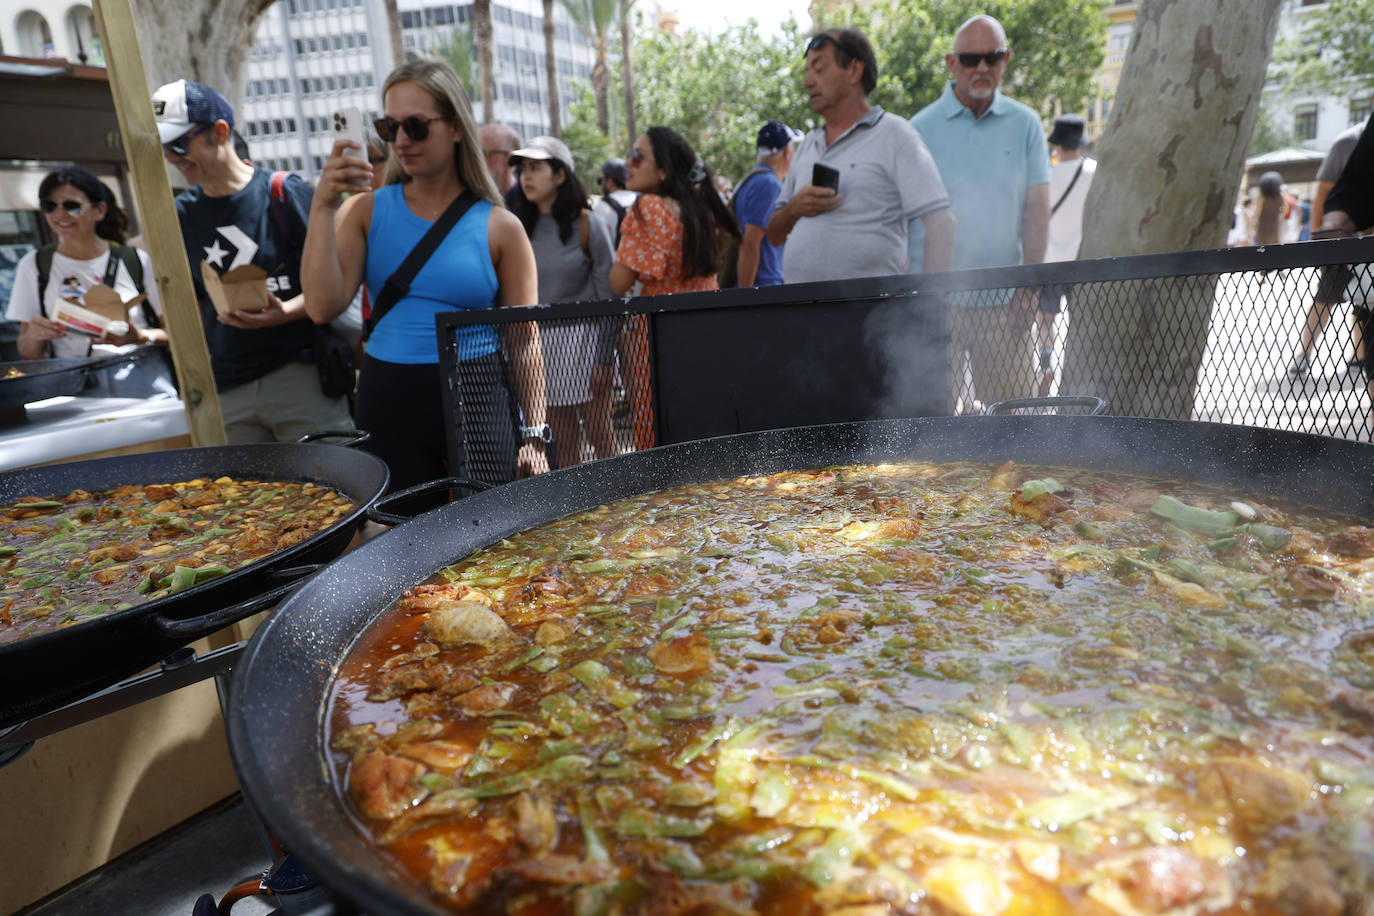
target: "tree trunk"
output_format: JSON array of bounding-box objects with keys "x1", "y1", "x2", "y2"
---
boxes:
[
  {"x1": 592, "y1": 36, "x2": 609, "y2": 135},
  {"x1": 383, "y1": 0, "x2": 404, "y2": 70},
  {"x1": 620, "y1": 0, "x2": 634, "y2": 142},
  {"x1": 1063, "y1": 0, "x2": 1282, "y2": 420},
  {"x1": 543, "y1": 0, "x2": 560, "y2": 136},
  {"x1": 128, "y1": 0, "x2": 273, "y2": 114},
  {"x1": 474, "y1": 0, "x2": 495, "y2": 124}
]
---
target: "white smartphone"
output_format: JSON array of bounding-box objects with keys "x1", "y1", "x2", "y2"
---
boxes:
[{"x1": 332, "y1": 106, "x2": 367, "y2": 162}]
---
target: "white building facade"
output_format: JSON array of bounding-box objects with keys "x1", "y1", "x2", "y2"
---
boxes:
[
  {"x1": 0, "y1": 0, "x2": 594, "y2": 179},
  {"x1": 0, "y1": 0, "x2": 103, "y2": 64},
  {"x1": 1264, "y1": 0, "x2": 1372, "y2": 152},
  {"x1": 241, "y1": 0, "x2": 595, "y2": 178}
]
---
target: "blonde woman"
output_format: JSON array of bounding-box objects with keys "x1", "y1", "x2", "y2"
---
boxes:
[{"x1": 302, "y1": 60, "x2": 547, "y2": 497}]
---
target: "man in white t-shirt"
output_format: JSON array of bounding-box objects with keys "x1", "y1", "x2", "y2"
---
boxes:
[{"x1": 1037, "y1": 113, "x2": 1096, "y2": 393}]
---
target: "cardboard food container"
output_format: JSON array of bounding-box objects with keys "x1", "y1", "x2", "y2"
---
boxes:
[
  {"x1": 52, "y1": 283, "x2": 144, "y2": 337},
  {"x1": 200, "y1": 261, "x2": 270, "y2": 315}
]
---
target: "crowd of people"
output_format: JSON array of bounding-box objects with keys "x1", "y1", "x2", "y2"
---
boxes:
[{"x1": 6, "y1": 13, "x2": 1373, "y2": 491}]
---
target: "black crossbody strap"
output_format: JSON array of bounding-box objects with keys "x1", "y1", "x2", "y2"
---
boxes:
[
  {"x1": 1051, "y1": 160, "x2": 1085, "y2": 216},
  {"x1": 365, "y1": 189, "x2": 480, "y2": 340}
]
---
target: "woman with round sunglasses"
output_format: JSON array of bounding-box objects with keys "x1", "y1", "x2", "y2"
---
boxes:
[
  {"x1": 302, "y1": 60, "x2": 547, "y2": 499},
  {"x1": 610, "y1": 126, "x2": 739, "y2": 449},
  {"x1": 6, "y1": 164, "x2": 167, "y2": 361},
  {"x1": 509, "y1": 135, "x2": 617, "y2": 466}
]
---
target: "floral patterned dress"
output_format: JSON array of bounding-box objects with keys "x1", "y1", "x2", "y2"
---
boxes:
[{"x1": 615, "y1": 193, "x2": 719, "y2": 296}]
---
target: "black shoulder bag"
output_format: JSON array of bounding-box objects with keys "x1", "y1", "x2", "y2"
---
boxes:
[{"x1": 365, "y1": 190, "x2": 480, "y2": 341}]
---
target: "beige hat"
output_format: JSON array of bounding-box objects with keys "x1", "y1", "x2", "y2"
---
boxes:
[{"x1": 510, "y1": 135, "x2": 574, "y2": 170}]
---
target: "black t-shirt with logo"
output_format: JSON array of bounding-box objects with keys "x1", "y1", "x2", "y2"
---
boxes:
[{"x1": 174, "y1": 167, "x2": 316, "y2": 390}]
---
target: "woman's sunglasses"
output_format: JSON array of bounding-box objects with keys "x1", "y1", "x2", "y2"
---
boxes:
[
  {"x1": 41, "y1": 199, "x2": 85, "y2": 216},
  {"x1": 373, "y1": 115, "x2": 445, "y2": 143},
  {"x1": 626, "y1": 148, "x2": 646, "y2": 168},
  {"x1": 955, "y1": 50, "x2": 1008, "y2": 68},
  {"x1": 163, "y1": 124, "x2": 210, "y2": 157}
]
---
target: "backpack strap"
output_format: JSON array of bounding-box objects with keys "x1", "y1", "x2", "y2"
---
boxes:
[
  {"x1": 35, "y1": 244, "x2": 57, "y2": 319},
  {"x1": 267, "y1": 170, "x2": 306, "y2": 275},
  {"x1": 728, "y1": 166, "x2": 773, "y2": 220},
  {"x1": 579, "y1": 210, "x2": 592, "y2": 266}
]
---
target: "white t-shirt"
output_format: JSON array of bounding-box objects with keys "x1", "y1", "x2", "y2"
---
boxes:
[
  {"x1": 5, "y1": 245, "x2": 162, "y2": 358},
  {"x1": 1045, "y1": 156, "x2": 1097, "y2": 263}
]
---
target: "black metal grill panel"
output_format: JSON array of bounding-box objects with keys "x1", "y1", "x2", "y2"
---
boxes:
[{"x1": 437, "y1": 239, "x2": 1374, "y2": 482}]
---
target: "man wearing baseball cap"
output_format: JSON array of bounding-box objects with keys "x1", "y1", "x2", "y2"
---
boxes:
[
  {"x1": 730, "y1": 120, "x2": 802, "y2": 287},
  {"x1": 152, "y1": 78, "x2": 351, "y2": 442}
]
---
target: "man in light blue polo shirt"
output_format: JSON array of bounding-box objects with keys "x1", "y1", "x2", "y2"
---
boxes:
[{"x1": 909, "y1": 14, "x2": 1050, "y2": 408}]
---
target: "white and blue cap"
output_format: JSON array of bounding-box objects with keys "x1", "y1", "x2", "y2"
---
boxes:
[
  {"x1": 757, "y1": 120, "x2": 803, "y2": 152},
  {"x1": 152, "y1": 79, "x2": 235, "y2": 144}
]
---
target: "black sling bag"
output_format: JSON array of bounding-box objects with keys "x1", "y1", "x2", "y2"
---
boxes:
[{"x1": 364, "y1": 190, "x2": 479, "y2": 341}]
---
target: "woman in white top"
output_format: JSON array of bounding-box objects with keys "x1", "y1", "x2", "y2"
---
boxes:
[{"x1": 6, "y1": 165, "x2": 166, "y2": 360}]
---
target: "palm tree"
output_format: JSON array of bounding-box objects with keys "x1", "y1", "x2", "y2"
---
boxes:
[
  {"x1": 559, "y1": 0, "x2": 619, "y2": 135},
  {"x1": 474, "y1": 0, "x2": 495, "y2": 123},
  {"x1": 434, "y1": 23, "x2": 477, "y2": 96},
  {"x1": 383, "y1": 0, "x2": 404, "y2": 68},
  {"x1": 543, "y1": 0, "x2": 561, "y2": 136},
  {"x1": 619, "y1": 0, "x2": 635, "y2": 141}
]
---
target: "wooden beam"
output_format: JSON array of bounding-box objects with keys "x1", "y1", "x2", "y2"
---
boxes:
[{"x1": 91, "y1": 0, "x2": 226, "y2": 447}]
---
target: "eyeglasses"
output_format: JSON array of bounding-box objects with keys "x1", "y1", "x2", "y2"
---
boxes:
[
  {"x1": 163, "y1": 124, "x2": 210, "y2": 157},
  {"x1": 41, "y1": 199, "x2": 85, "y2": 216},
  {"x1": 954, "y1": 50, "x2": 1008, "y2": 68},
  {"x1": 626, "y1": 148, "x2": 646, "y2": 168},
  {"x1": 373, "y1": 115, "x2": 446, "y2": 143}
]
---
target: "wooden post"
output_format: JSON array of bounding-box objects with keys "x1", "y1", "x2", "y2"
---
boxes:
[{"x1": 91, "y1": 0, "x2": 226, "y2": 446}]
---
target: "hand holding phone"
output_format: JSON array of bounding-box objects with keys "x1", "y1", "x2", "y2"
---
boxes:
[
  {"x1": 332, "y1": 107, "x2": 367, "y2": 162},
  {"x1": 812, "y1": 163, "x2": 840, "y2": 191}
]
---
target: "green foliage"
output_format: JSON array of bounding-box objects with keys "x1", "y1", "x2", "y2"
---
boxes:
[
  {"x1": 562, "y1": 87, "x2": 619, "y2": 188},
  {"x1": 1271, "y1": 0, "x2": 1374, "y2": 100},
  {"x1": 832, "y1": 0, "x2": 1107, "y2": 120},
  {"x1": 1248, "y1": 103, "x2": 1294, "y2": 157},
  {"x1": 560, "y1": 0, "x2": 621, "y2": 40},
  {"x1": 620, "y1": 18, "x2": 813, "y2": 182},
  {"x1": 565, "y1": 0, "x2": 1106, "y2": 183},
  {"x1": 431, "y1": 24, "x2": 477, "y2": 97}
]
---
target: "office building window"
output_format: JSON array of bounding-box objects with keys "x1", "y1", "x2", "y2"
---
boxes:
[
  {"x1": 1293, "y1": 105, "x2": 1318, "y2": 141},
  {"x1": 1352, "y1": 96, "x2": 1373, "y2": 126}
]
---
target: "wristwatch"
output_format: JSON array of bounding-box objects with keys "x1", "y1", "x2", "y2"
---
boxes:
[{"x1": 520, "y1": 423, "x2": 552, "y2": 444}]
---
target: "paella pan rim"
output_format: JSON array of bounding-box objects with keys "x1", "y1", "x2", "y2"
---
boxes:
[{"x1": 227, "y1": 414, "x2": 1374, "y2": 915}]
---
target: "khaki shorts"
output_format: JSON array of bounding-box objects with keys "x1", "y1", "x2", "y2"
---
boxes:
[{"x1": 218, "y1": 360, "x2": 353, "y2": 444}]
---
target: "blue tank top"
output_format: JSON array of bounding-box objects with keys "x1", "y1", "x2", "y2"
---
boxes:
[{"x1": 364, "y1": 184, "x2": 500, "y2": 364}]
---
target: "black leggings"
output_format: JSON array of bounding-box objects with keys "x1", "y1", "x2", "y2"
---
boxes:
[{"x1": 355, "y1": 353, "x2": 518, "y2": 511}]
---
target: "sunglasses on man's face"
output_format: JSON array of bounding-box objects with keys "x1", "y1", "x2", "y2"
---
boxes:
[
  {"x1": 955, "y1": 50, "x2": 1008, "y2": 68},
  {"x1": 373, "y1": 114, "x2": 445, "y2": 143},
  {"x1": 41, "y1": 199, "x2": 85, "y2": 216},
  {"x1": 163, "y1": 124, "x2": 210, "y2": 157},
  {"x1": 807, "y1": 33, "x2": 860, "y2": 57}
]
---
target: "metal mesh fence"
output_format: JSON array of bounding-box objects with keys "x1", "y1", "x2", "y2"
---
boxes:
[{"x1": 438, "y1": 237, "x2": 1374, "y2": 483}]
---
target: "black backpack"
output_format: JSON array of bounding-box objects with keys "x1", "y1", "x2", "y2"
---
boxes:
[
  {"x1": 37, "y1": 242, "x2": 153, "y2": 329},
  {"x1": 604, "y1": 194, "x2": 628, "y2": 248}
]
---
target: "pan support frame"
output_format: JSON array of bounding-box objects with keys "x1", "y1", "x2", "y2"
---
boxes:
[{"x1": 0, "y1": 641, "x2": 244, "y2": 768}]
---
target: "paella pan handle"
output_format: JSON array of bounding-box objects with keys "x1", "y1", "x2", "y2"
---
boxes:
[
  {"x1": 367, "y1": 476, "x2": 494, "y2": 527},
  {"x1": 149, "y1": 569, "x2": 319, "y2": 642},
  {"x1": 984, "y1": 396, "x2": 1107, "y2": 417},
  {"x1": 296, "y1": 429, "x2": 372, "y2": 448}
]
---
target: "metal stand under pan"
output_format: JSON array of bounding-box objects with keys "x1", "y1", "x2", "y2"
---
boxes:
[{"x1": 0, "y1": 644, "x2": 350, "y2": 915}]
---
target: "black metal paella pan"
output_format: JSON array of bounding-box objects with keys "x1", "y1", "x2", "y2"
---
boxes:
[
  {"x1": 0, "y1": 435, "x2": 388, "y2": 728},
  {"x1": 0, "y1": 348, "x2": 155, "y2": 410},
  {"x1": 227, "y1": 414, "x2": 1374, "y2": 915}
]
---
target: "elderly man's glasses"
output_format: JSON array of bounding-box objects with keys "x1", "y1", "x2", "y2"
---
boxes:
[
  {"x1": 373, "y1": 115, "x2": 445, "y2": 143},
  {"x1": 955, "y1": 50, "x2": 1008, "y2": 68},
  {"x1": 41, "y1": 199, "x2": 84, "y2": 216},
  {"x1": 163, "y1": 124, "x2": 210, "y2": 157}
]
